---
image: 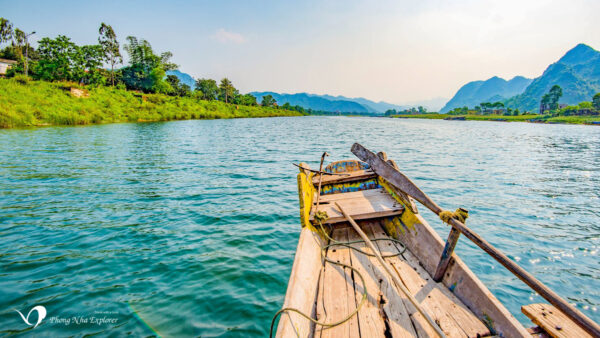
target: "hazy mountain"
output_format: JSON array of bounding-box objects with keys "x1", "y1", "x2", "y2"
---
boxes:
[
  {"x1": 504, "y1": 43, "x2": 600, "y2": 112},
  {"x1": 311, "y1": 94, "x2": 407, "y2": 113},
  {"x1": 166, "y1": 70, "x2": 196, "y2": 89},
  {"x1": 251, "y1": 92, "x2": 375, "y2": 113},
  {"x1": 441, "y1": 76, "x2": 532, "y2": 113},
  {"x1": 401, "y1": 97, "x2": 449, "y2": 112}
]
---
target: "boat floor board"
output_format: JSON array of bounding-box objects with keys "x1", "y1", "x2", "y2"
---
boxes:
[
  {"x1": 310, "y1": 189, "x2": 404, "y2": 224},
  {"x1": 312, "y1": 169, "x2": 377, "y2": 186},
  {"x1": 522, "y1": 303, "x2": 592, "y2": 338},
  {"x1": 315, "y1": 228, "x2": 360, "y2": 338},
  {"x1": 313, "y1": 221, "x2": 490, "y2": 338}
]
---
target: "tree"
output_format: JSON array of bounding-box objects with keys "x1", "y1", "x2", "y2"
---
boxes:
[
  {"x1": 122, "y1": 36, "x2": 177, "y2": 93},
  {"x1": 240, "y1": 94, "x2": 257, "y2": 106},
  {"x1": 219, "y1": 78, "x2": 237, "y2": 103},
  {"x1": 261, "y1": 94, "x2": 276, "y2": 107},
  {"x1": 98, "y1": 23, "x2": 122, "y2": 86},
  {"x1": 35, "y1": 35, "x2": 79, "y2": 81},
  {"x1": 0, "y1": 18, "x2": 13, "y2": 45},
  {"x1": 73, "y1": 44, "x2": 105, "y2": 84},
  {"x1": 546, "y1": 85, "x2": 563, "y2": 110},
  {"x1": 593, "y1": 93, "x2": 600, "y2": 111},
  {"x1": 165, "y1": 74, "x2": 181, "y2": 95},
  {"x1": 165, "y1": 74, "x2": 191, "y2": 97},
  {"x1": 195, "y1": 78, "x2": 219, "y2": 100}
]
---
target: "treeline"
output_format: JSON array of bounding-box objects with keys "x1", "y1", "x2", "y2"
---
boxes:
[
  {"x1": 384, "y1": 106, "x2": 427, "y2": 116},
  {"x1": 0, "y1": 17, "x2": 305, "y2": 112},
  {"x1": 447, "y1": 85, "x2": 600, "y2": 116}
]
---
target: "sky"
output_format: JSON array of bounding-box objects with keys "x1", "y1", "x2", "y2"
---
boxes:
[{"x1": 2, "y1": 0, "x2": 599, "y2": 105}]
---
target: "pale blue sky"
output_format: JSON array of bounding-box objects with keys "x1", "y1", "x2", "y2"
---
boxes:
[{"x1": 2, "y1": 0, "x2": 599, "y2": 104}]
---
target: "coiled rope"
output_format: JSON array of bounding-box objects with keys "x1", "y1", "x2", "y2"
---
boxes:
[
  {"x1": 439, "y1": 208, "x2": 469, "y2": 224},
  {"x1": 269, "y1": 211, "x2": 407, "y2": 337}
]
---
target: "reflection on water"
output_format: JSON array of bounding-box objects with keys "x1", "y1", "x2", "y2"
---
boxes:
[{"x1": 0, "y1": 117, "x2": 598, "y2": 336}]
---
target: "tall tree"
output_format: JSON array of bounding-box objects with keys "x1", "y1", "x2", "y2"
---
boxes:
[
  {"x1": 122, "y1": 36, "x2": 177, "y2": 93},
  {"x1": 35, "y1": 35, "x2": 79, "y2": 81},
  {"x1": 261, "y1": 94, "x2": 276, "y2": 107},
  {"x1": 195, "y1": 78, "x2": 219, "y2": 100},
  {"x1": 98, "y1": 23, "x2": 122, "y2": 86},
  {"x1": 219, "y1": 78, "x2": 236, "y2": 103},
  {"x1": 548, "y1": 85, "x2": 563, "y2": 110},
  {"x1": 0, "y1": 18, "x2": 13, "y2": 45}
]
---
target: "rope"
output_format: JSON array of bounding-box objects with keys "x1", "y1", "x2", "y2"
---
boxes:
[
  {"x1": 439, "y1": 207, "x2": 469, "y2": 224},
  {"x1": 269, "y1": 211, "x2": 407, "y2": 337}
]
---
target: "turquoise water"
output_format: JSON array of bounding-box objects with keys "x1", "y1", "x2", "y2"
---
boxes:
[{"x1": 1, "y1": 116, "x2": 598, "y2": 336}]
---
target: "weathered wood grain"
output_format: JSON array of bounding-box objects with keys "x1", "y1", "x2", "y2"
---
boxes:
[
  {"x1": 522, "y1": 303, "x2": 593, "y2": 338},
  {"x1": 310, "y1": 189, "x2": 404, "y2": 224},
  {"x1": 315, "y1": 228, "x2": 360, "y2": 338},
  {"x1": 312, "y1": 169, "x2": 376, "y2": 186},
  {"x1": 276, "y1": 227, "x2": 324, "y2": 337}
]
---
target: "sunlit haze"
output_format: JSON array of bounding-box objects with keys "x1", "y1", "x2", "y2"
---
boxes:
[{"x1": 2, "y1": 0, "x2": 599, "y2": 104}]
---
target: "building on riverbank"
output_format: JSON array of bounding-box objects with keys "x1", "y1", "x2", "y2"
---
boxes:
[{"x1": 0, "y1": 59, "x2": 17, "y2": 76}]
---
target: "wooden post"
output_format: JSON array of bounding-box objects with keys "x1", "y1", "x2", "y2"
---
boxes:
[
  {"x1": 434, "y1": 208, "x2": 468, "y2": 282},
  {"x1": 351, "y1": 142, "x2": 600, "y2": 337},
  {"x1": 433, "y1": 228, "x2": 461, "y2": 282}
]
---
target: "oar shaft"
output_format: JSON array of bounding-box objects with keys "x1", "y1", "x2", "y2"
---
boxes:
[
  {"x1": 351, "y1": 142, "x2": 600, "y2": 337},
  {"x1": 335, "y1": 202, "x2": 446, "y2": 338}
]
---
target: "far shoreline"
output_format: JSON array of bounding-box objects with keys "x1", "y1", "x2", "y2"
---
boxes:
[{"x1": 385, "y1": 113, "x2": 600, "y2": 126}]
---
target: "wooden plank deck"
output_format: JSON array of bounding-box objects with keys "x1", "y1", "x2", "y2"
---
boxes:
[
  {"x1": 313, "y1": 221, "x2": 490, "y2": 337},
  {"x1": 522, "y1": 303, "x2": 592, "y2": 338},
  {"x1": 310, "y1": 189, "x2": 404, "y2": 224}
]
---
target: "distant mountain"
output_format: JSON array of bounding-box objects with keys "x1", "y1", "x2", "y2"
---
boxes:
[
  {"x1": 309, "y1": 94, "x2": 408, "y2": 113},
  {"x1": 166, "y1": 70, "x2": 196, "y2": 89},
  {"x1": 504, "y1": 43, "x2": 600, "y2": 112},
  {"x1": 401, "y1": 97, "x2": 449, "y2": 112},
  {"x1": 251, "y1": 92, "x2": 377, "y2": 113},
  {"x1": 441, "y1": 76, "x2": 532, "y2": 113}
]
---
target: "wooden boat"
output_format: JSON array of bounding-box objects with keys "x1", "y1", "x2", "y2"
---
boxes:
[{"x1": 273, "y1": 144, "x2": 599, "y2": 337}]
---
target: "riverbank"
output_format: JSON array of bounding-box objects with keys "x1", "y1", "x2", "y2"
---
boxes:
[
  {"x1": 389, "y1": 113, "x2": 600, "y2": 125},
  {"x1": 0, "y1": 78, "x2": 303, "y2": 128}
]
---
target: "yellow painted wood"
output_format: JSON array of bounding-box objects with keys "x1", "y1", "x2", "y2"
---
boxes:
[{"x1": 297, "y1": 162, "x2": 316, "y2": 229}]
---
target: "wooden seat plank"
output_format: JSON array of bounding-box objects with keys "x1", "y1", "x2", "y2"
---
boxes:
[
  {"x1": 310, "y1": 189, "x2": 404, "y2": 224},
  {"x1": 312, "y1": 169, "x2": 376, "y2": 186},
  {"x1": 315, "y1": 228, "x2": 360, "y2": 338},
  {"x1": 522, "y1": 303, "x2": 592, "y2": 338}
]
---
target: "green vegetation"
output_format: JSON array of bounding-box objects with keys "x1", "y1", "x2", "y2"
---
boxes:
[
  {"x1": 0, "y1": 17, "x2": 305, "y2": 128},
  {"x1": 390, "y1": 86, "x2": 600, "y2": 125},
  {"x1": 0, "y1": 77, "x2": 302, "y2": 128},
  {"x1": 389, "y1": 112, "x2": 600, "y2": 124},
  {"x1": 385, "y1": 106, "x2": 427, "y2": 115}
]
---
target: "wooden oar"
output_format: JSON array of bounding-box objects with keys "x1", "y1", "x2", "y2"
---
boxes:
[
  {"x1": 335, "y1": 202, "x2": 446, "y2": 338},
  {"x1": 351, "y1": 142, "x2": 600, "y2": 337}
]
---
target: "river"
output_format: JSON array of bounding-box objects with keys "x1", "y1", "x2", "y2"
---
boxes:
[{"x1": 1, "y1": 116, "x2": 598, "y2": 336}]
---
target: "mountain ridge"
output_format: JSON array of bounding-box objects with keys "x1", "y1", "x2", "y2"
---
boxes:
[
  {"x1": 440, "y1": 75, "x2": 532, "y2": 113},
  {"x1": 504, "y1": 43, "x2": 600, "y2": 112}
]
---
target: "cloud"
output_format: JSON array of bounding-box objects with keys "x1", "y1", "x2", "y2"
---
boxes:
[{"x1": 212, "y1": 29, "x2": 246, "y2": 44}]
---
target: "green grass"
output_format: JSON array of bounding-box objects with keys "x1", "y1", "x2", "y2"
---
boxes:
[
  {"x1": 0, "y1": 78, "x2": 304, "y2": 128},
  {"x1": 390, "y1": 113, "x2": 600, "y2": 124}
]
